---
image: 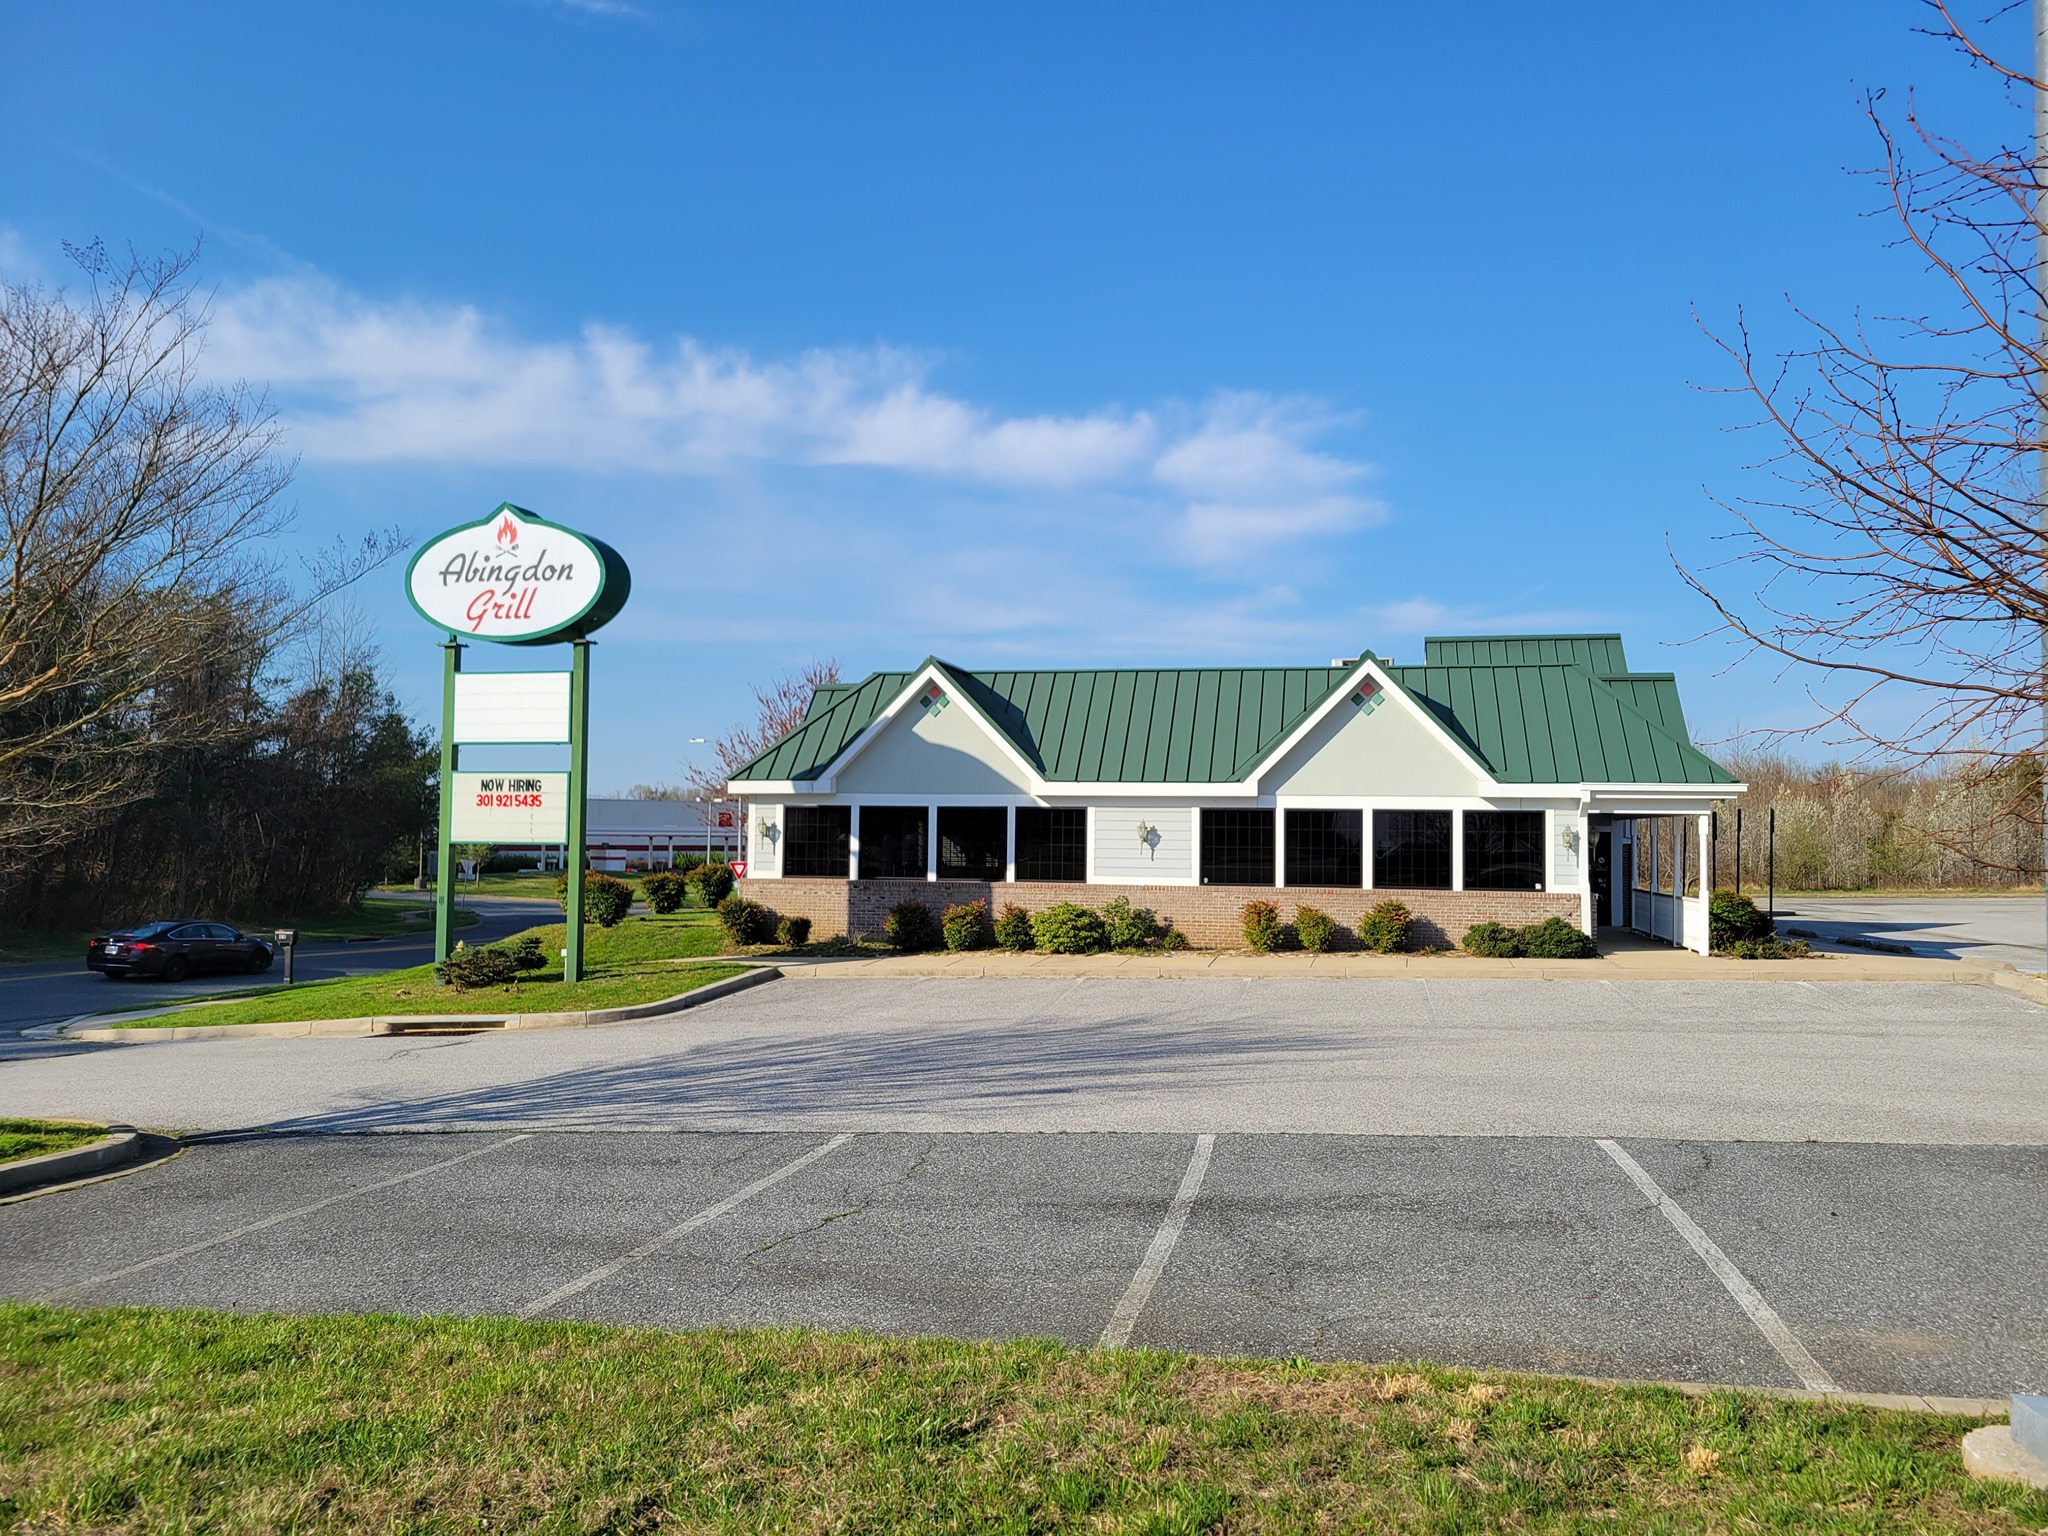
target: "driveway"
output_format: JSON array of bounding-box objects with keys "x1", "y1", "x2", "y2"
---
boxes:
[
  {"x1": 0, "y1": 896, "x2": 560, "y2": 1043},
  {"x1": 1774, "y1": 893, "x2": 2045, "y2": 971},
  {"x1": 5, "y1": 977, "x2": 2042, "y2": 1399}
]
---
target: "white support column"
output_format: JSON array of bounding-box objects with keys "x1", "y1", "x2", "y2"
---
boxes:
[
  {"x1": 1450, "y1": 810, "x2": 1465, "y2": 891},
  {"x1": 1361, "y1": 804, "x2": 1375, "y2": 891},
  {"x1": 1005, "y1": 805, "x2": 1016, "y2": 884},
  {"x1": 1191, "y1": 806, "x2": 1202, "y2": 886},
  {"x1": 1274, "y1": 806, "x2": 1287, "y2": 889},
  {"x1": 1694, "y1": 811, "x2": 1713, "y2": 955},
  {"x1": 926, "y1": 804, "x2": 939, "y2": 882},
  {"x1": 1085, "y1": 806, "x2": 1098, "y2": 885},
  {"x1": 1577, "y1": 809, "x2": 1594, "y2": 936},
  {"x1": 1649, "y1": 820, "x2": 1660, "y2": 942},
  {"x1": 849, "y1": 804, "x2": 862, "y2": 881}
]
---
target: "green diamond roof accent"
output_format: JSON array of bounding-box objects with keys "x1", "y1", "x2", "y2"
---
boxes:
[{"x1": 728, "y1": 636, "x2": 1736, "y2": 789}]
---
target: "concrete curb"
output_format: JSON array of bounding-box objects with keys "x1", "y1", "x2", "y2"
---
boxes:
[
  {"x1": 58, "y1": 967, "x2": 782, "y2": 1044},
  {"x1": 0, "y1": 1127, "x2": 140, "y2": 1196}
]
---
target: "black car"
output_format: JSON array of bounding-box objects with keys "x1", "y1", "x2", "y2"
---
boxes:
[{"x1": 87, "y1": 921, "x2": 275, "y2": 981}]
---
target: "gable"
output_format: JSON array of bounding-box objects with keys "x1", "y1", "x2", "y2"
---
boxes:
[
  {"x1": 831, "y1": 686, "x2": 1035, "y2": 795},
  {"x1": 1262, "y1": 680, "x2": 1489, "y2": 797}
]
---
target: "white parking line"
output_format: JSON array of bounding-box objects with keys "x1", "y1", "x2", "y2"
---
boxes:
[
  {"x1": 1595, "y1": 1138, "x2": 1838, "y2": 1392},
  {"x1": 519, "y1": 1133, "x2": 855, "y2": 1318},
  {"x1": 1099, "y1": 1133, "x2": 1215, "y2": 1348},
  {"x1": 42, "y1": 1134, "x2": 533, "y2": 1301}
]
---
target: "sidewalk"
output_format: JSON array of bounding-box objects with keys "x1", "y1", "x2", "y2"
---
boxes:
[{"x1": 775, "y1": 942, "x2": 2048, "y2": 999}]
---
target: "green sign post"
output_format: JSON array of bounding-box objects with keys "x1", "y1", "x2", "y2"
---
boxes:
[{"x1": 406, "y1": 504, "x2": 631, "y2": 984}]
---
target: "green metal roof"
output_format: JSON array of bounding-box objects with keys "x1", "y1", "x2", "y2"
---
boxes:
[
  {"x1": 729, "y1": 636, "x2": 1735, "y2": 788},
  {"x1": 1424, "y1": 633, "x2": 1633, "y2": 674}
]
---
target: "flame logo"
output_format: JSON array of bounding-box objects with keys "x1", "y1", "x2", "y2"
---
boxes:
[{"x1": 495, "y1": 513, "x2": 518, "y2": 547}]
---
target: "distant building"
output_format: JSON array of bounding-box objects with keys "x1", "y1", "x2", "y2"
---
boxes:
[
  {"x1": 725, "y1": 634, "x2": 1742, "y2": 952},
  {"x1": 493, "y1": 797, "x2": 739, "y2": 872}
]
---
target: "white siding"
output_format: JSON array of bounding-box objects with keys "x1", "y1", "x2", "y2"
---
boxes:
[
  {"x1": 833, "y1": 695, "x2": 1033, "y2": 794},
  {"x1": 1552, "y1": 812, "x2": 1581, "y2": 890},
  {"x1": 1262, "y1": 687, "x2": 1487, "y2": 797},
  {"x1": 1091, "y1": 806, "x2": 1194, "y2": 883},
  {"x1": 750, "y1": 803, "x2": 784, "y2": 876}
]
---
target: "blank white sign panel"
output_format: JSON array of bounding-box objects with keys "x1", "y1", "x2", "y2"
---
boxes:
[
  {"x1": 450, "y1": 771, "x2": 569, "y2": 841},
  {"x1": 452, "y1": 671, "x2": 571, "y2": 743}
]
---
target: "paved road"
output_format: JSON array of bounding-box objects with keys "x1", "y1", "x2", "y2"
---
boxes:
[
  {"x1": 5, "y1": 1129, "x2": 2042, "y2": 1400},
  {"x1": 0, "y1": 897, "x2": 559, "y2": 1041},
  {"x1": 4, "y1": 976, "x2": 2041, "y2": 1143},
  {"x1": 3, "y1": 975, "x2": 2044, "y2": 1396},
  {"x1": 1773, "y1": 894, "x2": 2045, "y2": 971}
]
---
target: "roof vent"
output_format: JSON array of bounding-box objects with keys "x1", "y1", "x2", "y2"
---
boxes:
[{"x1": 1330, "y1": 656, "x2": 1356, "y2": 667}]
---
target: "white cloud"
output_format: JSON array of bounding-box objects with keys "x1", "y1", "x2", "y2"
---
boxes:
[{"x1": 204, "y1": 274, "x2": 1378, "y2": 563}]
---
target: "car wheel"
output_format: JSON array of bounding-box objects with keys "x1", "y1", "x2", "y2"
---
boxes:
[
  {"x1": 247, "y1": 951, "x2": 272, "y2": 974},
  {"x1": 162, "y1": 956, "x2": 190, "y2": 983}
]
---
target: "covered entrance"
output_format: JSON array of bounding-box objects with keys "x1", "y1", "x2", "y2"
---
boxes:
[{"x1": 1587, "y1": 810, "x2": 1711, "y2": 954}]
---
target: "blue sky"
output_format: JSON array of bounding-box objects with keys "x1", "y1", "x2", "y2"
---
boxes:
[{"x1": 5, "y1": 1, "x2": 2025, "y2": 788}]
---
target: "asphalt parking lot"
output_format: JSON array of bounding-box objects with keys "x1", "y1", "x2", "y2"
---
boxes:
[
  {"x1": 4, "y1": 977, "x2": 2043, "y2": 1400},
  {"x1": 5, "y1": 1128, "x2": 2043, "y2": 1401}
]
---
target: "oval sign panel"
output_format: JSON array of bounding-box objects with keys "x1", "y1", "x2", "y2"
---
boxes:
[{"x1": 405, "y1": 503, "x2": 632, "y2": 645}]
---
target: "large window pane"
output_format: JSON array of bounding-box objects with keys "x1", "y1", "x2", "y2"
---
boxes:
[
  {"x1": 1373, "y1": 809, "x2": 1451, "y2": 889},
  {"x1": 858, "y1": 805, "x2": 927, "y2": 879},
  {"x1": 783, "y1": 805, "x2": 850, "y2": 878},
  {"x1": 1464, "y1": 810, "x2": 1545, "y2": 891},
  {"x1": 1201, "y1": 808, "x2": 1275, "y2": 886},
  {"x1": 1015, "y1": 807, "x2": 1086, "y2": 882},
  {"x1": 938, "y1": 806, "x2": 1007, "y2": 880},
  {"x1": 1285, "y1": 809, "x2": 1362, "y2": 887}
]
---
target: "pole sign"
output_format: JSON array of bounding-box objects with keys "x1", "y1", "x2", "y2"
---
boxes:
[
  {"x1": 411, "y1": 503, "x2": 631, "y2": 984},
  {"x1": 406, "y1": 504, "x2": 631, "y2": 644},
  {"x1": 450, "y1": 771, "x2": 570, "y2": 842}
]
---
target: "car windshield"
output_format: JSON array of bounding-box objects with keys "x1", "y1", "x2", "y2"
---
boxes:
[{"x1": 128, "y1": 922, "x2": 179, "y2": 939}]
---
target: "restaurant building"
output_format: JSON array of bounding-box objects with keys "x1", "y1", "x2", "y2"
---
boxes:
[{"x1": 727, "y1": 634, "x2": 1740, "y2": 951}]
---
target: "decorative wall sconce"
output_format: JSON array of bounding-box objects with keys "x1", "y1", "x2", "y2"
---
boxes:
[
  {"x1": 1135, "y1": 820, "x2": 1161, "y2": 858},
  {"x1": 759, "y1": 820, "x2": 781, "y2": 847},
  {"x1": 1560, "y1": 824, "x2": 1579, "y2": 854}
]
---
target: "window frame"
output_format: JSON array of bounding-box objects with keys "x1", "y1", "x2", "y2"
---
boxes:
[
  {"x1": 1014, "y1": 806, "x2": 1086, "y2": 883},
  {"x1": 1200, "y1": 807, "x2": 1276, "y2": 887},
  {"x1": 1462, "y1": 809, "x2": 1546, "y2": 892},
  {"x1": 1372, "y1": 808, "x2": 1453, "y2": 890},
  {"x1": 783, "y1": 805, "x2": 851, "y2": 879},
  {"x1": 856, "y1": 804, "x2": 929, "y2": 880},
  {"x1": 937, "y1": 806, "x2": 1008, "y2": 881},
  {"x1": 1283, "y1": 808, "x2": 1364, "y2": 888}
]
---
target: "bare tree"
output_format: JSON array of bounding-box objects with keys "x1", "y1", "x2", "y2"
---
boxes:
[
  {"x1": 683, "y1": 658, "x2": 844, "y2": 796},
  {"x1": 0, "y1": 242, "x2": 399, "y2": 874},
  {"x1": 1680, "y1": 4, "x2": 2047, "y2": 867}
]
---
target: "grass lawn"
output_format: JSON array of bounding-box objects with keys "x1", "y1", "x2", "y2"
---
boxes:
[
  {"x1": 113, "y1": 913, "x2": 743, "y2": 1028},
  {"x1": 0, "y1": 1306, "x2": 2038, "y2": 1535},
  {"x1": 0, "y1": 1121, "x2": 106, "y2": 1164},
  {"x1": 379, "y1": 870, "x2": 571, "y2": 900}
]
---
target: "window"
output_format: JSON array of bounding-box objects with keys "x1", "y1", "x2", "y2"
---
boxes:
[
  {"x1": 938, "y1": 806, "x2": 1007, "y2": 880},
  {"x1": 1464, "y1": 810, "x2": 1545, "y2": 891},
  {"x1": 1201, "y1": 807, "x2": 1275, "y2": 885},
  {"x1": 858, "y1": 805, "x2": 928, "y2": 879},
  {"x1": 1285, "y1": 809, "x2": 1362, "y2": 887},
  {"x1": 784, "y1": 806, "x2": 850, "y2": 878},
  {"x1": 1373, "y1": 809, "x2": 1451, "y2": 889},
  {"x1": 1014, "y1": 807, "x2": 1086, "y2": 882}
]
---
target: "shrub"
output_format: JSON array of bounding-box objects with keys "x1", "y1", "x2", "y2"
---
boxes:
[
  {"x1": 885, "y1": 899, "x2": 939, "y2": 952},
  {"x1": 716, "y1": 893, "x2": 775, "y2": 944},
  {"x1": 689, "y1": 861, "x2": 736, "y2": 908},
  {"x1": 1031, "y1": 902, "x2": 1107, "y2": 954},
  {"x1": 1292, "y1": 905, "x2": 1338, "y2": 953},
  {"x1": 1520, "y1": 916, "x2": 1597, "y2": 959},
  {"x1": 1240, "y1": 899, "x2": 1285, "y2": 954},
  {"x1": 1727, "y1": 935, "x2": 1812, "y2": 960},
  {"x1": 1101, "y1": 894, "x2": 1162, "y2": 950},
  {"x1": 1709, "y1": 890, "x2": 1775, "y2": 951},
  {"x1": 640, "y1": 871, "x2": 687, "y2": 914},
  {"x1": 993, "y1": 902, "x2": 1036, "y2": 950},
  {"x1": 556, "y1": 872, "x2": 634, "y2": 927},
  {"x1": 942, "y1": 899, "x2": 991, "y2": 951},
  {"x1": 675, "y1": 852, "x2": 707, "y2": 876},
  {"x1": 1159, "y1": 926, "x2": 1189, "y2": 952},
  {"x1": 1356, "y1": 900, "x2": 1413, "y2": 954},
  {"x1": 436, "y1": 945, "x2": 518, "y2": 989},
  {"x1": 775, "y1": 914, "x2": 812, "y2": 947},
  {"x1": 1461, "y1": 921, "x2": 1523, "y2": 958},
  {"x1": 500, "y1": 934, "x2": 548, "y2": 972}
]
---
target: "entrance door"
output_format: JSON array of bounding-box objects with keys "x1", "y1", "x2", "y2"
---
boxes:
[{"x1": 1590, "y1": 829, "x2": 1612, "y2": 927}]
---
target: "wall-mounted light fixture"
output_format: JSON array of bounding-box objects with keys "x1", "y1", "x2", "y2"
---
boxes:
[
  {"x1": 1135, "y1": 820, "x2": 1161, "y2": 858},
  {"x1": 1560, "y1": 824, "x2": 1580, "y2": 854}
]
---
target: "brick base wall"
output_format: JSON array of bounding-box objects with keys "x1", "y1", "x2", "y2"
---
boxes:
[{"x1": 737, "y1": 878, "x2": 1581, "y2": 949}]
